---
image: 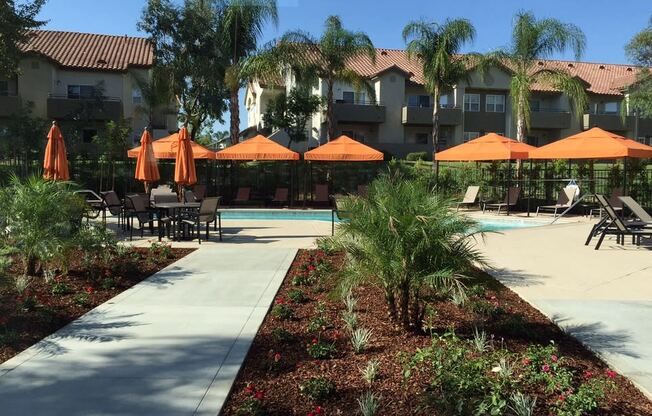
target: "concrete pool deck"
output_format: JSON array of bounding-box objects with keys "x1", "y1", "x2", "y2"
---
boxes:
[{"x1": 476, "y1": 221, "x2": 652, "y2": 399}]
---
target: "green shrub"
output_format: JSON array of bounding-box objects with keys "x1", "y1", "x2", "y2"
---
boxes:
[
  {"x1": 406, "y1": 151, "x2": 429, "y2": 161},
  {"x1": 271, "y1": 302, "x2": 295, "y2": 321},
  {"x1": 306, "y1": 337, "x2": 337, "y2": 359},
  {"x1": 51, "y1": 280, "x2": 71, "y2": 296},
  {"x1": 73, "y1": 292, "x2": 90, "y2": 306},
  {"x1": 300, "y1": 377, "x2": 334, "y2": 402},
  {"x1": 287, "y1": 289, "x2": 307, "y2": 303},
  {"x1": 271, "y1": 327, "x2": 295, "y2": 343}
]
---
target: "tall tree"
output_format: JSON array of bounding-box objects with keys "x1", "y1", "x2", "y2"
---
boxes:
[
  {"x1": 244, "y1": 15, "x2": 376, "y2": 141},
  {"x1": 0, "y1": 0, "x2": 45, "y2": 76},
  {"x1": 403, "y1": 19, "x2": 476, "y2": 158},
  {"x1": 484, "y1": 11, "x2": 588, "y2": 143},
  {"x1": 625, "y1": 16, "x2": 652, "y2": 118},
  {"x1": 130, "y1": 66, "x2": 174, "y2": 127},
  {"x1": 139, "y1": 0, "x2": 229, "y2": 139},
  {"x1": 221, "y1": 0, "x2": 278, "y2": 145},
  {"x1": 263, "y1": 86, "x2": 322, "y2": 149}
]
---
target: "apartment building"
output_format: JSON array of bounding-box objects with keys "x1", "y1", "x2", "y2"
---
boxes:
[
  {"x1": 245, "y1": 48, "x2": 652, "y2": 157},
  {"x1": 0, "y1": 30, "x2": 176, "y2": 145}
]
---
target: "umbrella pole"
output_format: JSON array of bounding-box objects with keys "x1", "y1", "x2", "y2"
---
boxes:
[
  {"x1": 507, "y1": 159, "x2": 511, "y2": 216},
  {"x1": 527, "y1": 160, "x2": 532, "y2": 217},
  {"x1": 624, "y1": 157, "x2": 628, "y2": 196}
]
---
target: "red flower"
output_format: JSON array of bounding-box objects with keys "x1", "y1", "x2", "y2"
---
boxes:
[
  {"x1": 274, "y1": 353, "x2": 281, "y2": 362},
  {"x1": 15, "y1": 295, "x2": 23, "y2": 303},
  {"x1": 605, "y1": 369, "x2": 617, "y2": 379},
  {"x1": 308, "y1": 413, "x2": 315, "y2": 416},
  {"x1": 275, "y1": 298, "x2": 285, "y2": 305},
  {"x1": 244, "y1": 384, "x2": 255, "y2": 394},
  {"x1": 551, "y1": 355, "x2": 558, "y2": 363},
  {"x1": 254, "y1": 391, "x2": 265, "y2": 400},
  {"x1": 308, "y1": 265, "x2": 316, "y2": 271},
  {"x1": 583, "y1": 370, "x2": 594, "y2": 379},
  {"x1": 314, "y1": 405, "x2": 324, "y2": 414},
  {"x1": 542, "y1": 364, "x2": 551, "y2": 373},
  {"x1": 85, "y1": 286, "x2": 94, "y2": 294},
  {"x1": 558, "y1": 394, "x2": 566, "y2": 402},
  {"x1": 521, "y1": 358, "x2": 531, "y2": 366},
  {"x1": 311, "y1": 338, "x2": 318, "y2": 344}
]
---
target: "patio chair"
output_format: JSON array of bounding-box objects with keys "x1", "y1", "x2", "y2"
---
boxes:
[
  {"x1": 589, "y1": 187, "x2": 623, "y2": 218},
  {"x1": 125, "y1": 194, "x2": 157, "y2": 241},
  {"x1": 193, "y1": 184, "x2": 206, "y2": 201},
  {"x1": 184, "y1": 189, "x2": 197, "y2": 203},
  {"x1": 536, "y1": 187, "x2": 575, "y2": 217},
  {"x1": 271, "y1": 188, "x2": 289, "y2": 205},
  {"x1": 314, "y1": 184, "x2": 331, "y2": 206},
  {"x1": 482, "y1": 187, "x2": 521, "y2": 215},
  {"x1": 233, "y1": 187, "x2": 251, "y2": 205},
  {"x1": 592, "y1": 194, "x2": 652, "y2": 250},
  {"x1": 456, "y1": 186, "x2": 481, "y2": 211},
  {"x1": 100, "y1": 190, "x2": 124, "y2": 226},
  {"x1": 182, "y1": 197, "x2": 222, "y2": 243},
  {"x1": 619, "y1": 196, "x2": 652, "y2": 225}
]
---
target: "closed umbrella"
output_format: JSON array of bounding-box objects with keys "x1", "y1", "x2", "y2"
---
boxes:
[
  {"x1": 43, "y1": 121, "x2": 70, "y2": 181},
  {"x1": 174, "y1": 126, "x2": 197, "y2": 187},
  {"x1": 134, "y1": 128, "x2": 160, "y2": 193}
]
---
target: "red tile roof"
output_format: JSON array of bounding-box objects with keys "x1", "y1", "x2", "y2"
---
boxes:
[
  {"x1": 344, "y1": 48, "x2": 641, "y2": 96},
  {"x1": 19, "y1": 30, "x2": 153, "y2": 72}
]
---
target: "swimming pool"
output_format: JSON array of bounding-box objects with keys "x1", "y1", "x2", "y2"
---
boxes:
[{"x1": 219, "y1": 209, "x2": 545, "y2": 231}]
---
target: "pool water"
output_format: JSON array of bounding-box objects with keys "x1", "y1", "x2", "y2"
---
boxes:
[{"x1": 219, "y1": 209, "x2": 544, "y2": 231}]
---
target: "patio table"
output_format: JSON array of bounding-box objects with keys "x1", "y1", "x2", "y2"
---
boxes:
[{"x1": 154, "y1": 202, "x2": 201, "y2": 241}]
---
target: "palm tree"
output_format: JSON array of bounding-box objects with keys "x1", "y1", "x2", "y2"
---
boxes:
[
  {"x1": 402, "y1": 19, "x2": 476, "y2": 158},
  {"x1": 484, "y1": 11, "x2": 588, "y2": 143},
  {"x1": 244, "y1": 15, "x2": 376, "y2": 141},
  {"x1": 221, "y1": 0, "x2": 278, "y2": 145}
]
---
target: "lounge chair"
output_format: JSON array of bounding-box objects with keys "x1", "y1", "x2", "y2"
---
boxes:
[
  {"x1": 182, "y1": 197, "x2": 222, "y2": 242},
  {"x1": 457, "y1": 186, "x2": 481, "y2": 211},
  {"x1": 536, "y1": 187, "x2": 575, "y2": 217},
  {"x1": 589, "y1": 187, "x2": 623, "y2": 217},
  {"x1": 314, "y1": 184, "x2": 331, "y2": 206},
  {"x1": 619, "y1": 196, "x2": 652, "y2": 225},
  {"x1": 233, "y1": 187, "x2": 251, "y2": 205},
  {"x1": 591, "y1": 194, "x2": 652, "y2": 250},
  {"x1": 482, "y1": 187, "x2": 521, "y2": 215},
  {"x1": 271, "y1": 188, "x2": 289, "y2": 205}
]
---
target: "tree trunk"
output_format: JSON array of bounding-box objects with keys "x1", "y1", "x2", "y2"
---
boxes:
[
  {"x1": 326, "y1": 78, "x2": 334, "y2": 141},
  {"x1": 230, "y1": 87, "x2": 240, "y2": 145},
  {"x1": 386, "y1": 290, "x2": 397, "y2": 320},
  {"x1": 432, "y1": 87, "x2": 441, "y2": 176},
  {"x1": 515, "y1": 99, "x2": 526, "y2": 174},
  {"x1": 400, "y1": 283, "x2": 410, "y2": 329}
]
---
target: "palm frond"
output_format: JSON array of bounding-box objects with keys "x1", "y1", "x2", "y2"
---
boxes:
[{"x1": 534, "y1": 69, "x2": 588, "y2": 121}]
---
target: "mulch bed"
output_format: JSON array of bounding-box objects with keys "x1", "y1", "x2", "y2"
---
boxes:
[
  {"x1": 221, "y1": 249, "x2": 652, "y2": 416},
  {"x1": 0, "y1": 246, "x2": 194, "y2": 364}
]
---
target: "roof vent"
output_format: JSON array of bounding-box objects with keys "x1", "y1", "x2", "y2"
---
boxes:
[
  {"x1": 97, "y1": 59, "x2": 107, "y2": 65},
  {"x1": 627, "y1": 67, "x2": 633, "y2": 71},
  {"x1": 537, "y1": 61, "x2": 544, "y2": 66},
  {"x1": 380, "y1": 50, "x2": 388, "y2": 56},
  {"x1": 567, "y1": 63, "x2": 574, "y2": 68},
  {"x1": 599, "y1": 65, "x2": 605, "y2": 69}
]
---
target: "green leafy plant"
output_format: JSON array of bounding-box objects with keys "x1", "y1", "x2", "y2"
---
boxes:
[
  {"x1": 14, "y1": 275, "x2": 32, "y2": 296},
  {"x1": 508, "y1": 392, "x2": 536, "y2": 416},
  {"x1": 271, "y1": 327, "x2": 295, "y2": 343},
  {"x1": 307, "y1": 301, "x2": 331, "y2": 333},
  {"x1": 361, "y1": 359, "x2": 380, "y2": 385},
  {"x1": 357, "y1": 391, "x2": 381, "y2": 416},
  {"x1": 271, "y1": 299, "x2": 294, "y2": 321},
  {"x1": 306, "y1": 337, "x2": 337, "y2": 359},
  {"x1": 73, "y1": 292, "x2": 90, "y2": 306},
  {"x1": 341, "y1": 310, "x2": 358, "y2": 332},
  {"x1": 300, "y1": 377, "x2": 334, "y2": 402},
  {"x1": 350, "y1": 328, "x2": 373, "y2": 354},
  {"x1": 287, "y1": 289, "x2": 307, "y2": 304},
  {"x1": 51, "y1": 279, "x2": 71, "y2": 296},
  {"x1": 235, "y1": 384, "x2": 266, "y2": 416}
]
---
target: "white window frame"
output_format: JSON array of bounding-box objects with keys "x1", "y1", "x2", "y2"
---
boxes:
[
  {"x1": 486, "y1": 94, "x2": 505, "y2": 113},
  {"x1": 132, "y1": 86, "x2": 142, "y2": 105},
  {"x1": 463, "y1": 93, "x2": 480, "y2": 112},
  {"x1": 603, "y1": 101, "x2": 619, "y2": 114},
  {"x1": 439, "y1": 95, "x2": 450, "y2": 108},
  {"x1": 463, "y1": 131, "x2": 480, "y2": 142}
]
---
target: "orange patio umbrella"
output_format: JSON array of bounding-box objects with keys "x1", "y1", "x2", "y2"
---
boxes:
[
  {"x1": 215, "y1": 134, "x2": 299, "y2": 160},
  {"x1": 174, "y1": 126, "x2": 197, "y2": 187},
  {"x1": 127, "y1": 132, "x2": 215, "y2": 160},
  {"x1": 43, "y1": 121, "x2": 70, "y2": 181},
  {"x1": 435, "y1": 133, "x2": 536, "y2": 161},
  {"x1": 528, "y1": 127, "x2": 652, "y2": 160},
  {"x1": 304, "y1": 135, "x2": 383, "y2": 161},
  {"x1": 134, "y1": 128, "x2": 160, "y2": 193}
]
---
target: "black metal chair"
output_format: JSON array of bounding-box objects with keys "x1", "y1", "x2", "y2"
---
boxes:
[
  {"x1": 125, "y1": 194, "x2": 156, "y2": 241},
  {"x1": 182, "y1": 197, "x2": 222, "y2": 243},
  {"x1": 101, "y1": 190, "x2": 124, "y2": 227}
]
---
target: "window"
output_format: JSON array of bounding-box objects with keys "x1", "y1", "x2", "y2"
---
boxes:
[
  {"x1": 407, "y1": 94, "x2": 430, "y2": 107},
  {"x1": 0, "y1": 80, "x2": 7, "y2": 96},
  {"x1": 342, "y1": 91, "x2": 355, "y2": 104},
  {"x1": 67, "y1": 85, "x2": 95, "y2": 99},
  {"x1": 82, "y1": 129, "x2": 97, "y2": 144},
  {"x1": 439, "y1": 95, "x2": 450, "y2": 108},
  {"x1": 416, "y1": 133, "x2": 429, "y2": 144},
  {"x1": 463, "y1": 131, "x2": 479, "y2": 142},
  {"x1": 486, "y1": 94, "x2": 505, "y2": 112},
  {"x1": 132, "y1": 86, "x2": 142, "y2": 105},
  {"x1": 463, "y1": 94, "x2": 480, "y2": 112},
  {"x1": 357, "y1": 92, "x2": 366, "y2": 104},
  {"x1": 603, "y1": 102, "x2": 619, "y2": 114},
  {"x1": 529, "y1": 100, "x2": 540, "y2": 112}
]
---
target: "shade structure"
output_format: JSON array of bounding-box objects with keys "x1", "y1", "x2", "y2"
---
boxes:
[
  {"x1": 43, "y1": 121, "x2": 70, "y2": 181},
  {"x1": 304, "y1": 135, "x2": 383, "y2": 161},
  {"x1": 134, "y1": 129, "x2": 160, "y2": 184},
  {"x1": 127, "y1": 132, "x2": 215, "y2": 159},
  {"x1": 435, "y1": 133, "x2": 536, "y2": 161},
  {"x1": 215, "y1": 135, "x2": 299, "y2": 160},
  {"x1": 174, "y1": 126, "x2": 197, "y2": 186},
  {"x1": 529, "y1": 127, "x2": 652, "y2": 160}
]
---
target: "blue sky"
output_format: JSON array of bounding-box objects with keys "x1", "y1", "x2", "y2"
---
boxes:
[{"x1": 39, "y1": 0, "x2": 651, "y2": 132}]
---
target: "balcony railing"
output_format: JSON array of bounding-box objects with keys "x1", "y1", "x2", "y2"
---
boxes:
[
  {"x1": 47, "y1": 94, "x2": 123, "y2": 120},
  {"x1": 530, "y1": 107, "x2": 571, "y2": 129},
  {"x1": 334, "y1": 99, "x2": 383, "y2": 106},
  {"x1": 401, "y1": 105, "x2": 462, "y2": 126},
  {"x1": 333, "y1": 100, "x2": 385, "y2": 123}
]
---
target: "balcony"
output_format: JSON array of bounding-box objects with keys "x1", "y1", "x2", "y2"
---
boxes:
[
  {"x1": 47, "y1": 94, "x2": 123, "y2": 121},
  {"x1": 583, "y1": 111, "x2": 631, "y2": 132},
  {"x1": 333, "y1": 100, "x2": 385, "y2": 124},
  {"x1": 401, "y1": 105, "x2": 462, "y2": 126},
  {"x1": 0, "y1": 95, "x2": 21, "y2": 117},
  {"x1": 529, "y1": 108, "x2": 571, "y2": 129}
]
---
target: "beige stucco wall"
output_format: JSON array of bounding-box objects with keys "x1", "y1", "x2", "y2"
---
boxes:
[
  {"x1": 16, "y1": 55, "x2": 53, "y2": 118},
  {"x1": 376, "y1": 70, "x2": 405, "y2": 143}
]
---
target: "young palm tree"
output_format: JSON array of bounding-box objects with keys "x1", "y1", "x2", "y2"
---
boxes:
[
  {"x1": 484, "y1": 11, "x2": 588, "y2": 143},
  {"x1": 244, "y1": 15, "x2": 376, "y2": 141},
  {"x1": 221, "y1": 0, "x2": 278, "y2": 145},
  {"x1": 402, "y1": 19, "x2": 476, "y2": 157}
]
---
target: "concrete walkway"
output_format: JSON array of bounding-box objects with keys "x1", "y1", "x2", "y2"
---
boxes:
[
  {"x1": 476, "y1": 221, "x2": 652, "y2": 399},
  {"x1": 0, "y1": 246, "x2": 298, "y2": 415}
]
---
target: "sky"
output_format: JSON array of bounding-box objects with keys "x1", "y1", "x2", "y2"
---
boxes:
[{"x1": 38, "y1": 0, "x2": 652, "y2": 132}]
